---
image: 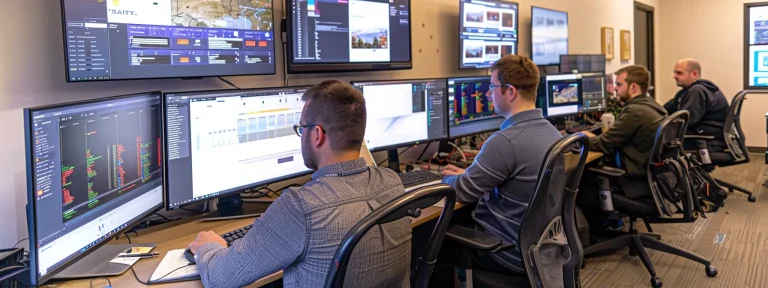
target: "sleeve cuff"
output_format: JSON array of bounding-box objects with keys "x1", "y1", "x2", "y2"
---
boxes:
[{"x1": 196, "y1": 242, "x2": 225, "y2": 260}]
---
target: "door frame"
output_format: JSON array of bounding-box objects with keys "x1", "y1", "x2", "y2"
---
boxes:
[{"x1": 635, "y1": 2, "x2": 655, "y2": 98}]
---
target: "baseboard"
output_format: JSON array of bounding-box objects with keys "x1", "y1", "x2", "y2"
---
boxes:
[{"x1": 747, "y1": 146, "x2": 767, "y2": 153}]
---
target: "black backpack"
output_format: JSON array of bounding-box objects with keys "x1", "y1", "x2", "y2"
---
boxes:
[{"x1": 686, "y1": 155, "x2": 727, "y2": 212}]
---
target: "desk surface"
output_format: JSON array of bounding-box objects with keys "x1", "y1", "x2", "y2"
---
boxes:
[{"x1": 56, "y1": 151, "x2": 603, "y2": 288}]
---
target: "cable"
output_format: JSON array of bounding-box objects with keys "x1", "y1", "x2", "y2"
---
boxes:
[
  {"x1": 89, "y1": 277, "x2": 112, "y2": 288},
  {"x1": 12, "y1": 238, "x2": 28, "y2": 248},
  {"x1": 0, "y1": 266, "x2": 29, "y2": 282},
  {"x1": 218, "y1": 76, "x2": 240, "y2": 89},
  {"x1": 123, "y1": 233, "x2": 132, "y2": 244},
  {"x1": 376, "y1": 146, "x2": 415, "y2": 167},
  {"x1": 130, "y1": 264, "x2": 193, "y2": 285},
  {"x1": 446, "y1": 142, "x2": 467, "y2": 162},
  {"x1": 153, "y1": 213, "x2": 171, "y2": 221}
]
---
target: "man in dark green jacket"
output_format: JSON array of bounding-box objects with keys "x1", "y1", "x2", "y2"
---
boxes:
[{"x1": 585, "y1": 65, "x2": 667, "y2": 199}]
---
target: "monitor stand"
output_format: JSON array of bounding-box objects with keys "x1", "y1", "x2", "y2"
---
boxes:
[
  {"x1": 387, "y1": 149, "x2": 402, "y2": 173},
  {"x1": 437, "y1": 140, "x2": 454, "y2": 156},
  {"x1": 199, "y1": 194, "x2": 264, "y2": 222},
  {"x1": 51, "y1": 243, "x2": 156, "y2": 280}
]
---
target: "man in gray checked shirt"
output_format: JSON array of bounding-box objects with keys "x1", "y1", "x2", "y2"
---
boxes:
[{"x1": 187, "y1": 80, "x2": 412, "y2": 288}]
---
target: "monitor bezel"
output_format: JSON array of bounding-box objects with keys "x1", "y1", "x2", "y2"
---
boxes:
[
  {"x1": 457, "y1": 0, "x2": 520, "y2": 70},
  {"x1": 284, "y1": 0, "x2": 414, "y2": 74},
  {"x1": 24, "y1": 91, "x2": 164, "y2": 285},
  {"x1": 59, "y1": 0, "x2": 278, "y2": 83},
  {"x1": 161, "y1": 85, "x2": 314, "y2": 210},
  {"x1": 350, "y1": 78, "x2": 450, "y2": 152},
  {"x1": 530, "y1": 6, "x2": 569, "y2": 66},
  {"x1": 447, "y1": 76, "x2": 503, "y2": 138}
]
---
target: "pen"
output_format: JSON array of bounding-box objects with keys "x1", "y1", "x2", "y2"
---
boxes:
[{"x1": 118, "y1": 252, "x2": 159, "y2": 258}]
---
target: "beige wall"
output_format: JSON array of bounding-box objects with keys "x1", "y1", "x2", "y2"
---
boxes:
[
  {"x1": 0, "y1": 0, "x2": 655, "y2": 246},
  {"x1": 659, "y1": 0, "x2": 767, "y2": 148}
]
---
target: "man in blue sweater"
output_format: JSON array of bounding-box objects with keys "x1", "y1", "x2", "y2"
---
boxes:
[{"x1": 441, "y1": 54, "x2": 563, "y2": 275}]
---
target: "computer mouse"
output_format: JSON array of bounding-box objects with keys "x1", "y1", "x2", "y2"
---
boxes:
[{"x1": 184, "y1": 249, "x2": 196, "y2": 264}]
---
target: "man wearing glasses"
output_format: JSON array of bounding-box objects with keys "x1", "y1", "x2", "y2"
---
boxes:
[
  {"x1": 187, "y1": 80, "x2": 411, "y2": 288},
  {"x1": 438, "y1": 54, "x2": 562, "y2": 280}
]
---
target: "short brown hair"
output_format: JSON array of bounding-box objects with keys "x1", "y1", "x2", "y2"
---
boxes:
[
  {"x1": 302, "y1": 80, "x2": 366, "y2": 152},
  {"x1": 490, "y1": 55, "x2": 540, "y2": 100},
  {"x1": 615, "y1": 65, "x2": 650, "y2": 94}
]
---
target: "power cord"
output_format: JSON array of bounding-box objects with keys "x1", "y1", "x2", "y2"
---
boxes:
[
  {"x1": 218, "y1": 76, "x2": 241, "y2": 89},
  {"x1": 129, "y1": 264, "x2": 194, "y2": 285},
  {"x1": 12, "y1": 238, "x2": 28, "y2": 248},
  {"x1": 89, "y1": 277, "x2": 112, "y2": 288}
]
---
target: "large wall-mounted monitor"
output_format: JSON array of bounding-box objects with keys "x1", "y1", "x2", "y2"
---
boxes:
[
  {"x1": 24, "y1": 92, "x2": 164, "y2": 285},
  {"x1": 351, "y1": 79, "x2": 449, "y2": 151},
  {"x1": 531, "y1": 6, "x2": 568, "y2": 66},
  {"x1": 448, "y1": 76, "x2": 504, "y2": 138},
  {"x1": 60, "y1": 0, "x2": 276, "y2": 82},
  {"x1": 744, "y1": 2, "x2": 768, "y2": 88},
  {"x1": 286, "y1": 0, "x2": 413, "y2": 73},
  {"x1": 543, "y1": 74, "x2": 582, "y2": 118},
  {"x1": 163, "y1": 86, "x2": 313, "y2": 209},
  {"x1": 459, "y1": 0, "x2": 518, "y2": 70}
]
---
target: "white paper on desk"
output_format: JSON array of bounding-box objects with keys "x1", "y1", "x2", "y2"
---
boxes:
[
  {"x1": 149, "y1": 249, "x2": 199, "y2": 284},
  {"x1": 108, "y1": 254, "x2": 141, "y2": 266}
]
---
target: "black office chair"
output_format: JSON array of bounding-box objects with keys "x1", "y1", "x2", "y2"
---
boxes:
[
  {"x1": 685, "y1": 90, "x2": 761, "y2": 202},
  {"x1": 323, "y1": 184, "x2": 457, "y2": 288},
  {"x1": 585, "y1": 111, "x2": 717, "y2": 288},
  {"x1": 443, "y1": 133, "x2": 592, "y2": 288}
]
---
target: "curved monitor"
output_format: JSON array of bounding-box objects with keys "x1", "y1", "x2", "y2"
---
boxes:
[
  {"x1": 351, "y1": 78, "x2": 449, "y2": 151},
  {"x1": 163, "y1": 86, "x2": 313, "y2": 209},
  {"x1": 24, "y1": 92, "x2": 164, "y2": 285},
  {"x1": 459, "y1": 0, "x2": 519, "y2": 69},
  {"x1": 531, "y1": 6, "x2": 568, "y2": 66},
  {"x1": 60, "y1": 0, "x2": 276, "y2": 82},
  {"x1": 286, "y1": 0, "x2": 413, "y2": 73}
]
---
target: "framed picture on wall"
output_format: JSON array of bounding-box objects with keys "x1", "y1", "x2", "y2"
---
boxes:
[
  {"x1": 744, "y1": 2, "x2": 768, "y2": 89},
  {"x1": 601, "y1": 27, "x2": 614, "y2": 60},
  {"x1": 620, "y1": 30, "x2": 631, "y2": 61}
]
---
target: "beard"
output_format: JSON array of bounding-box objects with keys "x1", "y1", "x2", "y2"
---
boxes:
[{"x1": 301, "y1": 134, "x2": 318, "y2": 170}]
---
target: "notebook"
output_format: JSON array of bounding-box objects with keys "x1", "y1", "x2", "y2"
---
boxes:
[{"x1": 148, "y1": 249, "x2": 200, "y2": 284}]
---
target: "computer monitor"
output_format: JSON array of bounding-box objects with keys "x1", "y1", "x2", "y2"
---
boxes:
[
  {"x1": 459, "y1": 0, "x2": 519, "y2": 69},
  {"x1": 163, "y1": 86, "x2": 312, "y2": 214},
  {"x1": 351, "y1": 78, "x2": 449, "y2": 171},
  {"x1": 581, "y1": 73, "x2": 607, "y2": 112},
  {"x1": 531, "y1": 6, "x2": 569, "y2": 66},
  {"x1": 286, "y1": 0, "x2": 413, "y2": 73},
  {"x1": 60, "y1": 0, "x2": 276, "y2": 82},
  {"x1": 448, "y1": 76, "x2": 504, "y2": 138},
  {"x1": 559, "y1": 54, "x2": 606, "y2": 73},
  {"x1": 543, "y1": 74, "x2": 582, "y2": 118},
  {"x1": 24, "y1": 92, "x2": 164, "y2": 285}
]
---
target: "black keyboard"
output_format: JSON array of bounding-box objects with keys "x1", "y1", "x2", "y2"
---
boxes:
[
  {"x1": 566, "y1": 124, "x2": 602, "y2": 134},
  {"x1": 399, "y1": 170, "x2": 443, "y2": 187},
  {"x1": 183, "y1": 224, "x2": 254, "y2": 263},
  {"x1": 221, "y1": 224, "x2": 253, "y2": 246}
]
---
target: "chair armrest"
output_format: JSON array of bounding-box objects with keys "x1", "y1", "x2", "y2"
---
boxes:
[
  {"x1": 445, "y1": 226, "x2": 502, "y2": 251},
  {"x1": 588, "y1": 166, "x2": 626, "y2": 177},
  {"x1": 684, "y1": 134, "x2": 715, "y2": 140}
]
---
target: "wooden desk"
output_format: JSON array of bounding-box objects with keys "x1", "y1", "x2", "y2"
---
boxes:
[{"x1": 57, "y1": 151, "x2": 603, "y2": 288}]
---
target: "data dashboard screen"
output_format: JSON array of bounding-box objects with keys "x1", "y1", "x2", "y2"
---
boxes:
[
  {"x1": 531, "y1": 6, "x2": 568, "y2": 66},
  {"x1": 26, "y1": 93, "x2": 163, "y2": 282},
  {"x1": 581, "y1": 74, "x2": 606, "y2": 112},
  {"x1": 164, "y1": 87, "x2": 312, "y2": 208},
  {"x1": 459, "y1": 0, "x2": 518, "y2": 69},
  {"x1": 61, "y1": 0, "x2": 276, "y2": 82},
  {"x1": 746, "y1": 4, "x2": 768, "y2": 88},
  {"x1": 287, "y1": 0, "x2": 412, "y2": 72},
  {"x1": 448, "y1": 77, "x2": 503, "y2": 138},
  {"x1": 352, "y1": 79, "x2": 448, "y2": 151}
]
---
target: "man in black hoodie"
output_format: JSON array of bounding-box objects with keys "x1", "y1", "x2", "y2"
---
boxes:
[{"x1": 664, "y1": 59, "x2": 730, "y2": 151}]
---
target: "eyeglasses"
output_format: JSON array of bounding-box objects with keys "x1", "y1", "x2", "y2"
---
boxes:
[
  {"x1": 293, "y1": 124, "x2": 324, "y2": 137},
  {"x1": 489, "y1": 83, "x2": 513, "y2": 90}
]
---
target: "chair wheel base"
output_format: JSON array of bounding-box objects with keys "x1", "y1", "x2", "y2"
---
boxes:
[
  {"x1": 748, "y1": 196, "x2": 757, "y2": 202},
  {"x1": 706, "y1": 265, "x2": 718, "y2": 277},
  {"x1": 651, "y1": 276, "x2": 662, "y2": 288}
]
